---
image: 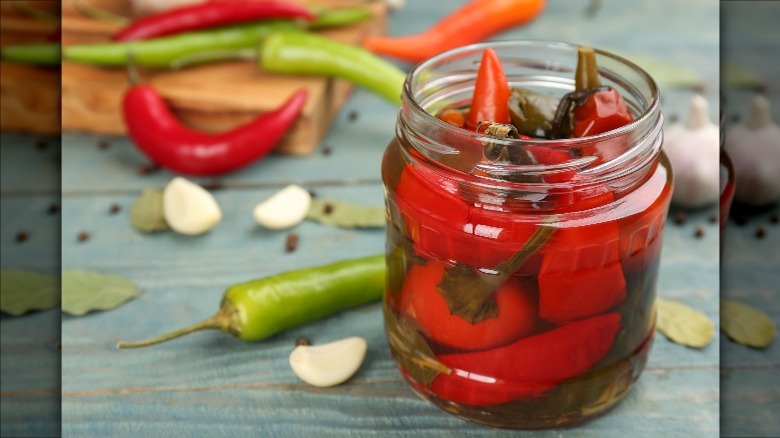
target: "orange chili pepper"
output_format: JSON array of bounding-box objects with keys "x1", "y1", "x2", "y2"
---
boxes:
[{"x1": 363, "y1": 0, "x2": 545, "y2": 64}]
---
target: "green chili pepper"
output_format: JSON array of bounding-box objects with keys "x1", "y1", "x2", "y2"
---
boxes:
[
  {"x1": 63, "y1": 7, "x2": 372, "y2": 69},
  {"x1": 1, "y1": 43, "x2": 61, "y2": 66},
  {"x1": 259, "y1": 31, "x2": 406, "y2": 104},
  {"x1": 117, "y1": 254, "x2": 386, "y2": 348},
  {"x1": 309, "y1": 6, "x2": 372, "y2": 30},
  {"x1": 64, "y1": 21, "x2": 298, "y2": 68}
]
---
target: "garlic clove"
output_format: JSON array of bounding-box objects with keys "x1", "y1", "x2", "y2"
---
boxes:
[
  {"x1": 663, "y1": 95, "x2": 720, "y2": 208},
  {"x1": 163, "y1": 177, "x2": 222, "y2": 235},
  {"x1": 385, "y1": 0, "x2": 405, "y2": 11},
  {"x1": 725, "y1": 95, "x2": 780, "y2": 206},
  {"x1": 253, "y1": 184, "x2": 311, "y2": 230},
  {"x1": 289, "y1": 337, "x2": 367, "y2": 387}
]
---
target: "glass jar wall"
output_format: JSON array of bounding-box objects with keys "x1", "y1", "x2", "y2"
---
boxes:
[{"x1": 381, "y1": 41, "x2": 672, "y2": 429}]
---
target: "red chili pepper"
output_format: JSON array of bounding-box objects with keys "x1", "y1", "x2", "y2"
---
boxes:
[
  {"x1": 397, "y1": 262, "x2": 539, "y2": 351},
  {"x1": 572, "y1": 88, "x2": 633, "y2": 138},
  {"x1": 123, "y1": 85, "x2": 307, "y2": 176},
  {"x1": 363, "y1": 0, "x2": 545, "y2": 64},
  {"x1": 428, "y1": 313, "x2": 621, "y2": 406},
  {"x1": 113, "y1": 0, "x2": 315, "y2": 41},
  {"x1": 466, "y1": 48, "x2": 511, "y2": 131}
]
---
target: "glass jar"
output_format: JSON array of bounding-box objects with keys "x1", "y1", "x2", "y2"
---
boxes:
[{"x1": 381, "y1": 41, "x2": 672, "y2": 429}]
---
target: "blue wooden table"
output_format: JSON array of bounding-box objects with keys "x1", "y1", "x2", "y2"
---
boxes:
[
  {"x1": 720, "y1": 2, "x2": 780, "y2": 436},
  {"x1": 4, "y1": 0, "x2": 725, "y2": 436}
]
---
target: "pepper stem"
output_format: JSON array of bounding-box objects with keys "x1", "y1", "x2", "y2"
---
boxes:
[
  {"x1": 116, "y1": 312, "x2": 229, "y2": 349},
  {"x1": 74, "y1": 0, "x2": 130, "y2": 25},
  {"x1": 13, "y1": 1, "x2": 59, "y2": 25},
  {"x1": 575, "y1": 46, "x2": 601, "y2": 91},
  {"x1": 126, "y1": 52, "x2": 141, "y2": 86}
]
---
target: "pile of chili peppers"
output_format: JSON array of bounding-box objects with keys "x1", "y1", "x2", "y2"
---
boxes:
[
  {"x1": 386, "y1": 47, "x2": 642, "y2": 409},
  {"x1": 63, "y1": 0, "x2": 391, "y2": 176}
]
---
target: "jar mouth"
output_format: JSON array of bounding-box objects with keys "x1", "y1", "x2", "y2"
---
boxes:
[{"x1": 399, "y1": 40, "x2": 663, "y2": 185}]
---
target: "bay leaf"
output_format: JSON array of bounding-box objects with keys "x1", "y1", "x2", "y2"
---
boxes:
[
  {"x1": 130, "y1": 188, "x2": 169, "y2": 233},
  {"x1": 721, "y1": 300, "x2": 775, "y2": 348},
  {"x1": 385, "y1": 311, "x2": 449, "y2": 387},
  {"x1": 722, "y1": 63, "x2": 764, "y2": 89},
  {"x1": 306, "y1": 198, "x2": 385, "y2": 228},
  {"x1": 437, "y1": 223, "x2": 555, "y2": 324},
  {"x1": 655, "y1": 298, "x2": 713, "y2": 348},
  {"x1": 616, "y1": 53, "x2": 701, "y2": 88},
  {"x1": 62, "y1": 269, "x2": 141, "y2": 316},
  {"x1": 0, "y1": 269, "x2": 59, "y2": 316}
]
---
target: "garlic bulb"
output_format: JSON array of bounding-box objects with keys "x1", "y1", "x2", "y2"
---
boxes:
[
  {"x1": 724, "y1": 95, "x2": 780, "y2": 206},
  {"x1": 663, "y1": 95, "x2": 720, "y2": 208}
]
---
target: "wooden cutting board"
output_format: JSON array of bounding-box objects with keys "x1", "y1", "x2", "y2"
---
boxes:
[
  {"x1": 60, "y1": 0, "x2": 388, "y2": 155},
  {"x1": 0, "y1": 1, "x2": 61, "y2": 135}
]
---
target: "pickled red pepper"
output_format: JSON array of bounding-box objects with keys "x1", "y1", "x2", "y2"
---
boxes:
[
  {"x1": 429, "y1": 313, "x2": 622, "y2": 406},
  {"x1": 570, "y1": 47, "x2": 634, "y2": 137},
  {"x1": 465, "y1": 48, "x2": 511, "y2": 130}
]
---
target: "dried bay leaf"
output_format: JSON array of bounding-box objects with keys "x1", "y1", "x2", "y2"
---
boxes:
[
  {"x1": 722, "y1": 63, "x2": 764, "y2": 89},
  {"x1": 385, "y1": 311, "x2": 449, "y2": 387},
  {"x1": 437, "y1": 224, "x2": 555, "y2": 324},
  {"x1": 130, "y1": 188, "x2": 169, "y2": 233},
  {"x1": 306, "y1": 198, "x2": 385, "y2": 228},
  {"x1": 62, "y1": 269, "x2": 141, "y2": 316},
  {"x1": 621, "y1": 54, "x2": 701, "y2": 88},
  {"x1": 655, "y1": 298, "x2": 713, "y2": 348},
  {"x1": 0, "y1": 269, "x2": 59, "y2": 316},
  {"x1": 721, "y1": 300, "x2": 775, "y2": 348}
]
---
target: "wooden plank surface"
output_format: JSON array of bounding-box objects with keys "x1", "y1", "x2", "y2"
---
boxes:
[
  {"x1": 0, "y1": 0, "x2": 729, "y2": 436},
  {"x1": 59, "y1": 0, "x2": 388, "y2": 155},
  {"x1": 0, "y1": 134, "x2": 61, "y2": 438},
  {"x1": 61, "y1": 0, "x2": 720, "y2": 435}
]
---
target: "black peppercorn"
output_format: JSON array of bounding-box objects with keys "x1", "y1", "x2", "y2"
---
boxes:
[{"x1": 286, "y1": 233, "x2": 299, "y2": 253}]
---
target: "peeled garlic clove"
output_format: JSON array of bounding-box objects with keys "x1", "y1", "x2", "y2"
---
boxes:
[
  {"x1": 163, "y1": 177, "x2": 222, "y2": 235},
  {"x1": 289, "y1": 337, "x2": 367, "y2": 387},
  {"x1": 724, "y1": 95, "x2": 780, "y2": 206},
  {"x1": 385, "y1": 0, "x2": 405, "y2": 11},
  {"x1": 253, "y1": 184, "x2": 311, "y2": 230},
  {"x1": 663, "y1": 95, "x2": 720, "y2": 208}
]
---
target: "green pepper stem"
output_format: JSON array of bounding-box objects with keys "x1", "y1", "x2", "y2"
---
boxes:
[
  {"x1": 575, "y1": 46, "x2": 601, "y2": 91},
  {"x1": 13, "y1": 1, "x2": 59, "y2": 25},
  {"x1": 74, "y1": 0, "x2": 130, "y2": 25},
  {"x1": 126, "y1": 52, "x2": 141, "y2": 86},
  {"x1": 116, "y1": 313, "x2": 229, "y2": 349}
]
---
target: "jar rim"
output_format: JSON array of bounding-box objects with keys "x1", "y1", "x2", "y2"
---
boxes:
[{"x1": 403, "y1": 39, "x2": 660, "y2": 148}]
